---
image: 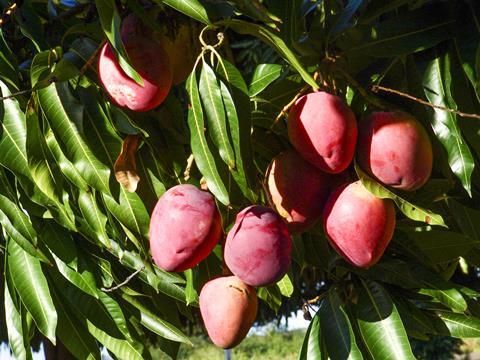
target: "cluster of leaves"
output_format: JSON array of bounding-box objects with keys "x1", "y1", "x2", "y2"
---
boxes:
[{"x1": 1, "y1": 0, "x2": 480, "y2": 359}]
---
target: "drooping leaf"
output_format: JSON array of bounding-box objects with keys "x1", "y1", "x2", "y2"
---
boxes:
[
  {"x1": 95, "y1": 0, "x2": 143, "y2": 84},
  {"x1": 299, "y1": 308, "x2": 325, "y2": 360},
  {"x1": 319, "y1": 288, "x2": 363, "y2": 359},
  {"x1": 422, "y1": 49, "x2": 475, "y2": 196},
  {"x1": 4, "y1": 277, "x2": 33, "y2": 360},
  {"x1": 356, "y1": 280, "x2": 415, "y2": 360},
  {"x1": 37, "y1": 82, "x2": 111, "y2": 194},
  {"x1": 330, "y1": 0, "x2": 364, "y2": 38},
  {"x1": 8, "y1": 240, "x2": 57, "y2": 344},
  {"x1": 199, "y1": 60, "x2": 236, "y2": 169},
  {"x1": 186, "y1": 71, "x2": 229, "y2": 205},
  {"x1": 0, "y1": 80, "x2": 31, "y2": 180}
]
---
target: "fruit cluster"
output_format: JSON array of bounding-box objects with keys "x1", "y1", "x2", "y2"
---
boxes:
[
  {"x1": 146, "y1": 92, "x2": 432, "y2": 349},
  {"x1": 97, "y1": 14, "x2": 433, "y2": 351}
]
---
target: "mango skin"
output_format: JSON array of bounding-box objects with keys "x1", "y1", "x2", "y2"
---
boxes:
[
  {"x1": 200, "y1": 276, "x2": 258, "y2": 349},
  {"x1": 357, "y1": 111, "x2": 433, "y2": 191},
  {"x1": 288, "y1": 92, "x2": 357, "y2": 174},
  {"x1": 266, "y1": 150, "x2": 331, "y2": 234},
  {"x1": 98, "y1": 30, "x2": 172, "y2": 111},
  {"x1": 224, "y1": 206, "x2": 292, "y2": 286},
  {"x1": 322, "y1": 181, "x2": 396, "y2": 268},
  {"x1": 149, "y1": 184, "x2": 222, "y2": 272}
]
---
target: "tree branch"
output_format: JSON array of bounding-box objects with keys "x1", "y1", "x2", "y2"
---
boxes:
[
  {"x1": 372, "y1": 85, "x2": 480, "y2": 120},
  {"x1": 101, "y1": 266, "x2": 144, "y2": 292}
]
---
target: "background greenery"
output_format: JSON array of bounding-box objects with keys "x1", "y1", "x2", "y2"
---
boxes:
[{"x1": 1, "y1": 0, "x2": 480, "y2": 359}]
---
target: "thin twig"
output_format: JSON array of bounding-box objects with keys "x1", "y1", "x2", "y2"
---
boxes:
[
  {"x1": 79, "y1": 40, "x2": 106, "y2": 76},
  {"x1": 0, "y1": 89, "x2": 33, "y2": 101},
  {"x1": 101, "y1": 266, "x2": 144, "y2": 292},
  {"x1": 372, "y1": 85, "x2": 480, "y2": 120}
]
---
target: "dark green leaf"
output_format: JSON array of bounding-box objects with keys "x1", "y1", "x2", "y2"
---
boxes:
[
  {"x1": 356, "y1": 280, "x2": 415, "y2": 360},
  {"x1": 218, "y1": 20, "x2": 318, "y2": 89},
  {"x1": 299, "y1": 309, "x2": 325, "y2": 360},
  {"x1": 319, "y1": 288, "x2": 363, "y2": 359}
]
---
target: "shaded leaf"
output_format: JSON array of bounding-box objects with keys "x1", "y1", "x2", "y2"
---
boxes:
[{"x1": 356, "y1": 280, "x2": 415, "y2": 360}]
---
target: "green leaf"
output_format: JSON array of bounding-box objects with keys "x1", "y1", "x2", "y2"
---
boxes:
[
  {"x1": 186, "y1": 72, "x2": 229, "y2": 205},
  {"x1": 319, "y1": 288, "x2": 363, "y2": 359},
  {"x1": 394, "y1": 297, "x2": 437, "y2": 340},
  {"x1": 8, "y1": 240, "x2": 57, "y2": 344},
  {"x1": 0, "y1": 193, "x2": 48, "y2": 262},
  {"x1": 339, "y1": 5, "x2": 455, "y2": 57},
  {"x1": 78, "y1": 191, "x2": 111, "y2": 247},
  {"x1": 0, "y1": 81, "x2": 31, "y2": 179},
  {"x1": 37, "y1": 82, "x2": 111, "y2": 194},
  {"x1": 299, "y1": 309, "x2": 324, "y2": 360},
  {"x1": 199, "y1": 60, "x2": 236, "y2": 169},
  {"x1": 5, "y1": 279, "x2": 33, "y2": 360},
  {"x1": 330, "y1": 0, "x2": 363, "y2": 38},
  {"x1": 218, "y1": 19, "x2": 318, "y2": 89},
  {"x1": 356, "y1": 280, "x2": 415, "y2": 360},
  {"x1": 405, "y1": 230, "x2": 479, "y2": 263},
  {"x1": 121, "y1": 293, "x2": 192, "y2": 344},
  {"x1": 0, "y1": 29, "x2": 19, "y2": 90},
  {"x1": 355, "y1": 163, "x2": 446, "y2": 226},
  {"x1": 434, "y1": 311, "x2": 480, "y2": 338},
  {"x1": 257, "y1": 284, "x2": 282, "y2": 313},
  {"x1": 95, "y1": 0, "x2": 143, "y2": 84},
  {"x1": 249, "y1": 64, "x2": 283, "y2": 96},
  {"x1": 25, "y1": 99, "x2": 63, "y2": 203},
  {"x1": 103, "y1": 189, "x2": 150, "y2": 243},
  {"x1": 98, "y1": 291, "x2": 133, "y2": 342},
  {"x1": 411, "y1": 265, "x2": 467, "y2": 312},
  {"x1": 422, "y1": 49, "x2": 475, "y2": 196},
  {"x1": 448, "y1": 199, "x2": 480, "y2": 240},
  {"x1": 45, "y1": 129, "x2": 89, "y2": 191},
  {"x1": 51, "y1": 287, "x2": 101, "y2": 360},
  {"x1": 229, "y1": 0, "x2": 279, "y2": 25},
  {"x1": 160, "y1": 0, "x2": 210, "y2": 25},
  {"x1": 42, "y1": 222, "x2": 99, "y2": 298},
  {"x1": 184, "y1": 269, "x2": 198, "y2": 306},
  {"x1": 277, "y1": 273, "x2": 294, "y2": 298}
]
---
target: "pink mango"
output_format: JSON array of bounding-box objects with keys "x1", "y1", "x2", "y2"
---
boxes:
[{"x1": 149, "y1": 184, "x2": 221, "y2": 272}]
